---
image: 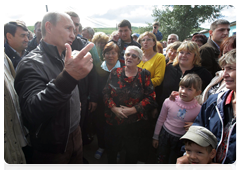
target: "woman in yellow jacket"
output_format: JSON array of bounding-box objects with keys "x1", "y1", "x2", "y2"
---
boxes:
[
  {"x1": 137, "y1": 32, "x2": 166, "y2": 88},
  {"x1": 136, "y1": 32, "x2": 166, "y2": 163}
]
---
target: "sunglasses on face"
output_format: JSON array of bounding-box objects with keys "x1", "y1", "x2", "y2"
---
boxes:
[{"x1": 125, "y1": 53, "x2": 138, "y2": 59}]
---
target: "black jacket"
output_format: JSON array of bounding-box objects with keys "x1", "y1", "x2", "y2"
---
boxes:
[
  {"x1": 14, "y1": 40, "x2": 81, "y2": 153},
  {"x1": 4, "y1": 42, "x2": 27, "y2": 69},
  {"x1": 27, "y1": 36, "x2": 39, "y2": 53},
  {"x1": 116, "y1": 36, "x2": 141, "y2": 60},
  {"x1": 156, "y1": 64, "x2": 212, "y2": 111}
]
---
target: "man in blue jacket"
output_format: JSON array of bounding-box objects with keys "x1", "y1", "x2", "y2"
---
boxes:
[{"x1": 152, "y1": 21, "x2": 163, "y2": 41}]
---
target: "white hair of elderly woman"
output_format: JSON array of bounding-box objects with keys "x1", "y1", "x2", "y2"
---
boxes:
[{"x1": 125, "y1": 46, "x2": 143, "y2": 60}]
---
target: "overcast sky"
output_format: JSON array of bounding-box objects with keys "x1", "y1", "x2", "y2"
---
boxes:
[{"x1": 2, "y1": 4, "x2": 236, "y2": 29}]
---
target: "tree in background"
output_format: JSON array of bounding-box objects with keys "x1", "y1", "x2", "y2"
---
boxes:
[{"x1": 150, "y1": 5, "x2": 232, "y2": 41}]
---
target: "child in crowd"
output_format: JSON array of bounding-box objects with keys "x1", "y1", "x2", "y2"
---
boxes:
[
  {"x1": 180, "y1": 125, "x2": 218, "y2": 164},
  {"x1": 153, "y1": 74, "x2": 202, "y2": 164}
]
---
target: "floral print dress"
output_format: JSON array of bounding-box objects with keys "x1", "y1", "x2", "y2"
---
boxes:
[{"x1": 103, "y1": 66, "x2": 157, "y2": 126}]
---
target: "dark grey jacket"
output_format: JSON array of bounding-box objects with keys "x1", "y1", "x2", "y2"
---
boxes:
[
  {"x1": 199, "y1": 38, "x2": 221, "y2": 77},
  {"x1": 116, "y1": 36, "x2": 141, "y2": 60}
]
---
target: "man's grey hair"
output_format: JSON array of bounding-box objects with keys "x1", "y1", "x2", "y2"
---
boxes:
[
  {"x1": 41, "y1": 12, "x2": 71, "y2": 38},
  {"x1": 210, "y1": 19, "x2": 230, "y2": 31},
  {"x1": 168, "y1": 34, "x2": 179, "y2": 41},
  {"x1": 125, "y1": 45, "x2": 143, "y2": 60},
  {"x1": 82, "y1": 27, "x2": 95, "y2": 37}
]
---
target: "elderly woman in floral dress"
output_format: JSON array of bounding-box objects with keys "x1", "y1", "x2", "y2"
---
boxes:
[{"x1": 103, "y1": 45, "x2": 157, "y2": 164}]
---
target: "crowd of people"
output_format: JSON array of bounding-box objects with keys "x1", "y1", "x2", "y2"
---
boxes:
[{"x1": 4, "y1": 11, "x2": 236, "y2": 165}]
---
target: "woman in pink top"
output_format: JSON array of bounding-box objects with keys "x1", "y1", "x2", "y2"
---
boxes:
[{"x1": 152, "y1": 74, "x2": 202, "y2": 164}]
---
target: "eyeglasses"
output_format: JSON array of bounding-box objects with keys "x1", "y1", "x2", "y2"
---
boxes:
[
  {"x1": 141, "y1": 38, "x2": 153, "y2": 42},
  {"x1": 125, "y1": 53, "x2": 138, "y2": 59}
]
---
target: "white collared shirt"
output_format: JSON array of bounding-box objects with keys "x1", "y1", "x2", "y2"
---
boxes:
[{"x1": 101, "y1": 60, "x2": 121, "y2": 72}]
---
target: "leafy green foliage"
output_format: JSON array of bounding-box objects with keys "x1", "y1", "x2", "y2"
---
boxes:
[
  {"x1": 151, "y1": 5, "x2": 228, "y2": 41},
  {"x1": 27, "y1": 26, "x2": 34, "y2": 32}
]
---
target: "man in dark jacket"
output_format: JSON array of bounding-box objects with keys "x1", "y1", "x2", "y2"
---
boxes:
[
  {"x1": 4, "y1": 21, "x2": 29, "y2": 69},
  {"x1": 199, "y1": 19, "x2": 230, "y2": 77},
  {"x1": 117, "y1": 19, "x2": 141, "y2": 60},
  {"x1": 14, "y1": 12, "x2": 94, "y2": 164},
  {"x1": 66, "y1": 11, "x2": 99, "y2": 146},
  {"x1": 27, "y1": 21, "x2": 42, "y2": 52}
]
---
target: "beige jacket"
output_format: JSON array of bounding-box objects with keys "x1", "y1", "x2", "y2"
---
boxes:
[
  {"x1": 4, "y1": 53, "x2": 28, "y2": 164},
  {"x1": 201, "y1": 70, "x2": 227, "y2": 104}
]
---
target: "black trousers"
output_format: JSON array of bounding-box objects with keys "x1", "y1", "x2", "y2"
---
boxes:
[
  {"x1": 32, "y1": 126, "x2": 83, "y2": 164},
  {"x1": 104, "y1": 120, "x2": 147, "y2": 164}
]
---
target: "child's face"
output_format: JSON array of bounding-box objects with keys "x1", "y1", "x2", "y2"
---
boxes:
[
  {"x1": 179, "y1": 85, "x2": 199, "y2": 102},
  {"x1": 185, "y1": 143, "x2": 216, "y2": 164}
]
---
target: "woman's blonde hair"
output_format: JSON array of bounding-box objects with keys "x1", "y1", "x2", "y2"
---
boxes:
[
  {"x1": 166, "y1": 41, "x2": 182, "y2": 53},
  {"x1": 172, "y1": 41, "x2": 201, "y2": 66},
  {"x1": 109, "y1": 30, "x2": 118, "y2": 41},
  {"x1": 92, "y1": 32, "x2": 109, "y2": 44},
  {"x1": 138, "y1": 31, "x2": 157, "y2": 52}
]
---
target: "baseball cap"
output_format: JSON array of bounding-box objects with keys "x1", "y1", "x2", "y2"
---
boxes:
[{"x1": 180, "y1": 126, "x2": 218, "y2": 149}]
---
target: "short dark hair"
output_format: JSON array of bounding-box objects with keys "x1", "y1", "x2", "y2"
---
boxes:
[
  {"x1": 210, "y1": 19, "x2": 230, "y2": 31},
  {"x1": 34, "y1": 21, "x2": 41, "y2": 30},
  {"x1": 153, "y1": 21, "x2": 160, "y2": 26},
  {"x1": 118, "y1": 19, "x2": 131, "y2": 30},
  {"x1": 183, "y1": 139, "x2": 214, "y2": 153},
  {"x1": 191, "y1": 34, "x2": 208, "y2": 45},
  {"x1": 4, "y1": 21, "x2": 28, "y2": 40}
]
